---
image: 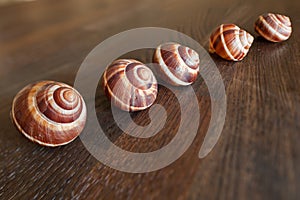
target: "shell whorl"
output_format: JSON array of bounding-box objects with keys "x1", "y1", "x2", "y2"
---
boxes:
[
  {"x1": 11, "y1": 81, "x2": 87, "y2": 147},
  {"x1": 254, "y1": 13, "x2": 292, "y2": 42},
  {"x1": 153, "y1": 42, "x2": 200, "y2": 86},
  {"x1": 209, "y1": 24, "x2": 254, "y2": 61},
  {"x1": 103, "y1": 59, "x2": 158, "y2": 112}
]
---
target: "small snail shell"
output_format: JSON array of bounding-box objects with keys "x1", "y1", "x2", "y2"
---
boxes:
[
  {"x1": 11, "y1": 81, "x2": 87, "y2": 147},
  {"x1": 153, "y1": 42, "x2": 200, "y2": 86},
  {"x1": 209, "y1": 24, "x2": 254, "y2": 61},
  {"x1": 254, "y1": 13, "x2": 292, "y2": 42},
  {"x1": 103, "y1": 59, "x2": 157, "y2": 112}
]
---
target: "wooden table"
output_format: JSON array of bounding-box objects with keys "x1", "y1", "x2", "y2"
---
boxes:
[{"x1": 0, "y1": 0, "x2": 299, "y2": 199}]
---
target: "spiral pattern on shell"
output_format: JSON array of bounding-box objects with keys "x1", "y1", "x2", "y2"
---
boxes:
[
  {"x1": 153, "y1": 42, "x2": 200, "y2": 86},
  {"x1": 254, "y1": 13, "x2": 292, "y2": 42},
  {"x1": 209, "y1": 24, "x2": 254, "y2": 61},
  {"x1": 103, "y1": 59, "x2": 158, "y2": 112},
  {"x1": 11, "y1": 81, "x2": 87, "y2": 147}
]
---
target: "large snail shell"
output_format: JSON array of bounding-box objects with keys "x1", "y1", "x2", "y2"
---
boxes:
[
  {"x1": 153, "y1": 42, "x2": 200, "y2": 86},
  {"x1": 254, "y1": 13, "x2": 292, "y2": 42},
  {"x1": 209, "y1": 24, "x2": 254, "y2": 61},
  {"x1": 103, "y1": 59, "x2": 158, "y2": 112},
  {"x1": 11, "y1": 81, "x2": 87, "y2": 147}
]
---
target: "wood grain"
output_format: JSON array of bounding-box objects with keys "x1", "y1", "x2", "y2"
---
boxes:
[{"x1": 0, "y1": 0, "x2": 299, "y2": 199}]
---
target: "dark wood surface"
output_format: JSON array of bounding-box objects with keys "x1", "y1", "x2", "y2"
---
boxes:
[{"x1": 0, "y1": 0, "x2": 299, "y2": 199}]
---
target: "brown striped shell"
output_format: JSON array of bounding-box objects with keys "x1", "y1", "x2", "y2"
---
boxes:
[
  {"x1": 153, "y1": 42, "x2": 200, "y2": 86},
  {"x1": 11, "y1": 81, "x2": 87, "y2": 147},
  {"x1": 209, "y1": 24, "x2": 254, "y2": 61},
  {"x1": 254, "y1": 13, "x2": 292, "y2": 42},
  {"x1": 103, "y1": 59, "x2": 157, "y2": 112}
]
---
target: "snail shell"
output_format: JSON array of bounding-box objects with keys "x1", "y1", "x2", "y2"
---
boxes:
[
  {"x1": 11, "y1": 81, "x2": 87, "y2": 147},
  {"x1": 153, "y1": 42, "x2": 200, "y2": 86},
  {"x1": 254, "y1": 13, "x2": 292, "y2": 42},
  {"x1": 103, "y1": 59, "x2": 158, "y2": 112},
  {"x1": 209, "y1": 24, "x2": 254, "y2": 61}
]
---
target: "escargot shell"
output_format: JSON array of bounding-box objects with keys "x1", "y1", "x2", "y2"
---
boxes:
[
  {"x1": 209, "y1": 24, "x2": 254, "y2": 61},
  {"x1": 11, "y1": 81, "x2": 87, "y2": 147},
  {"x1": 153, "y1": 42, "x2": 200, "y2": 86},
  {"x1": 103, "y1": 59, "x2": 158, "y2": 112},
  {"x1": 254, "y1": 13, "x2": 292, "y2": 42}
]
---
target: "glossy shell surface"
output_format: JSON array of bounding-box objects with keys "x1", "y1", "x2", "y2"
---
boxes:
[
  {"x1": 153, "y1": 42, "x2": 200, "y2": 86},
  {"x1": 209, "y1": 24, "x2": 254, "y2": 61},
  {"x1": 11, "y1": 81, "x2": 87, "y2": 147},
  {"x1": 103, "y1": 59, "x2": 158, "y2": 112},
  {"x1": 255, "y1": 13, "x2": 292, "y2": 42}
]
